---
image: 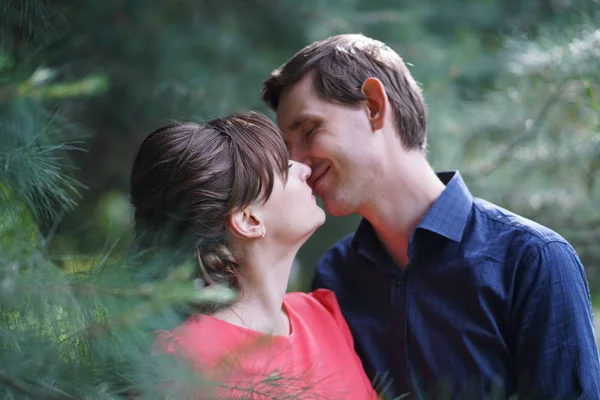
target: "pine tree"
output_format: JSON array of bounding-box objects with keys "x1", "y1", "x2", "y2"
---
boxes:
[
  {"x1": 0, "y1": 2, "x2": 237, "y2": 399},
  {"x1": 2, "y1": 1, "x2": 598, "y2": 399}
]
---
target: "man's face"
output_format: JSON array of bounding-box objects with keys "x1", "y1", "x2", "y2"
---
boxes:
[{"x1": 276, "y1": 73, "x2": 379, "y2": 217}]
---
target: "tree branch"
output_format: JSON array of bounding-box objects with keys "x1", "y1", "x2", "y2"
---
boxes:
[
  {"x1": 0, "y1": 369, "x2": 80, "y2": 400},
  {"x1": 464, "y1": 78, "x2": 573, "y2": 181}
]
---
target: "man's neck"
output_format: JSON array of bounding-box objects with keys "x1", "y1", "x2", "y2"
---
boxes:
[
  {"x1": 212, "y1": 242, "x2": 296, "y2": 336},
  {"x1": 360, "y1": 153, "x2": 445, "y2": 269}
]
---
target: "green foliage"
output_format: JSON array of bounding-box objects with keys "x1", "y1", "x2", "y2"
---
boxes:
[
  {"x1": 0, "y1": 92, "x2": 237, "y2": 398},
  {"x1": 1, "y1": 2, "x2": 237, "y2": 398},
  {"x1": 1, "y1": 0, "x2": 599, "y2": 398},
  {"x1": 0, "y1": 171, "x2": 238, "y2": 398}
]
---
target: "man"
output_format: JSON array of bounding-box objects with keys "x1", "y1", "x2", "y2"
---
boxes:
[{"x1": 261, "y1": 34, "x2": 600, "y2": 399}]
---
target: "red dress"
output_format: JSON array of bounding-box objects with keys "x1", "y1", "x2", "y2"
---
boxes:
[{"x1": 157, "y1": 288, "x2": 379, "y2": 399}]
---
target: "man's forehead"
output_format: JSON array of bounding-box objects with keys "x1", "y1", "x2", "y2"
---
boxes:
[{"x1": 276, "y1": 75, "x2": 318, "y2": 128}]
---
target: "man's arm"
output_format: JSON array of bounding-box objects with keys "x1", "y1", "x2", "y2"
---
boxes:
[{"x1": 513, "y1": 240, "x2": 600, "y2": 399}]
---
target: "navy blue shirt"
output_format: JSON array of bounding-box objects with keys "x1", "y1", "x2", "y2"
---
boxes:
[{"x1": 312, "y1": 171, "x2": 600, "y2": 400}]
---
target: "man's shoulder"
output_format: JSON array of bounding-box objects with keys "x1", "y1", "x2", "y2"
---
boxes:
[
  {"x1": 472, "y1": 197, "x2": 568, "y2": 248},
  {"x1": 312, "y1": 232, "x2": 358, "y2": 291},
  {"x1": 316, "y1": 232, "x2": 356, "y2": 268}
]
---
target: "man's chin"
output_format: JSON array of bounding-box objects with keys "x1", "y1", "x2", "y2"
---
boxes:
[{"x1": 321, "y1": 197, "x2": 352, "y2": 217}]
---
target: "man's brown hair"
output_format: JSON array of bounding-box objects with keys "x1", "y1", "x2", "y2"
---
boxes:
[{"x1": 262, "y1": 34, "x2": 428, "y2": 150}]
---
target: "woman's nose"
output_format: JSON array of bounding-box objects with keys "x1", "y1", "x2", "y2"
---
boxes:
[{"x1": 295, "y1": 161, "x2": 311, "y2": 182}]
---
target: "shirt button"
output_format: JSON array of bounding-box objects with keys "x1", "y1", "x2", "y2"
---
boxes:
[{"x1": 396, "y1": 278, "x2": 404, "y2": 287}]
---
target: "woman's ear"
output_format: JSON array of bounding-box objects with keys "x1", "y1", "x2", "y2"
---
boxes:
[
  {"x1": 361, "y1": 77, "x2": 388, "y2": 131},
  {"x1": 228, "y1": 208, "x2": 266, "y2": 239}
]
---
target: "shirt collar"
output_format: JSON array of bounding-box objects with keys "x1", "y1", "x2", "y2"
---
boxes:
[
  {"x1": 351, "y1": 170, "x2": 474, "y2": 254},
  {"x1": 417, "y1": 170, "x2": 473, "y2": 243}
]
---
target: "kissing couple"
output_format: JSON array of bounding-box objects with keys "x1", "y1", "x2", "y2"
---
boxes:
[{"x1": 130, "y1": 34, "x2": 600, "y2": 400}]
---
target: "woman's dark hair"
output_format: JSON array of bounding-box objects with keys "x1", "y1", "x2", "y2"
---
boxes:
[{"x1": 129, "y1": 111, "x2": 288, "y2": 300}]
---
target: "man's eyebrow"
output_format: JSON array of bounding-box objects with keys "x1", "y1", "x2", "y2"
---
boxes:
[{"x1": 287, "y1": 114, "x2": 319, "y2": 131}]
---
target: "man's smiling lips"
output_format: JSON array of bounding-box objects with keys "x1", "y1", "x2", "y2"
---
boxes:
[{"x1": 308, "y1": 165, "x2": 330, "y2": 196}]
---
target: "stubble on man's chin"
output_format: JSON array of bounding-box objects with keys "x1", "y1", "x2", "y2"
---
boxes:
[{"x1": 322, "y1": 193, "x2": 355, "y2": 218}]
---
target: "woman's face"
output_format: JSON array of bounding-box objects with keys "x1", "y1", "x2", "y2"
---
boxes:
[{"x1": 258, "y1": 160, "x2": 325, "y2": 245}]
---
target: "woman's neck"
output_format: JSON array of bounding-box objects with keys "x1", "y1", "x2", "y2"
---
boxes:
[{"x1": 211, "y1": 242, "x2": 296, "y2": 336}]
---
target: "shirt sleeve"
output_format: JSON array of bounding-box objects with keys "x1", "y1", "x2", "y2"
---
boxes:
[
  {"x1": 512, "y1": 240, "x2": 600, "y2": 399},
  {"x1": 310, "y1": 289, "x2": 354, "y2": 349},
  {"x1": 310, "y1": 289, "x2": 378, "y2": 399}
]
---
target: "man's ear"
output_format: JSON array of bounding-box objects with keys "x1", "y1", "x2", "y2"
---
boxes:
[
  {"x1": 361, "y1": 77, "x2": 388, "y2": 131},
  {"x1": 228, "y1": 208, "x2": 265, "y2": 239}
]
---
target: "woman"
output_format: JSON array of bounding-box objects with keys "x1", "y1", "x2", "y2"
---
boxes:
[{"x1": 129, "y1": 112, "x2": 378, "y2": 399}]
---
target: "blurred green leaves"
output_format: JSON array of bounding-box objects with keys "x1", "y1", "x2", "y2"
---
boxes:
[
  {"x1": 1, "y1": 3, "x2": 239, "y2": 397},
  {"x1": 2, "y1": 0, "x2": 600, "y2": 397}
]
